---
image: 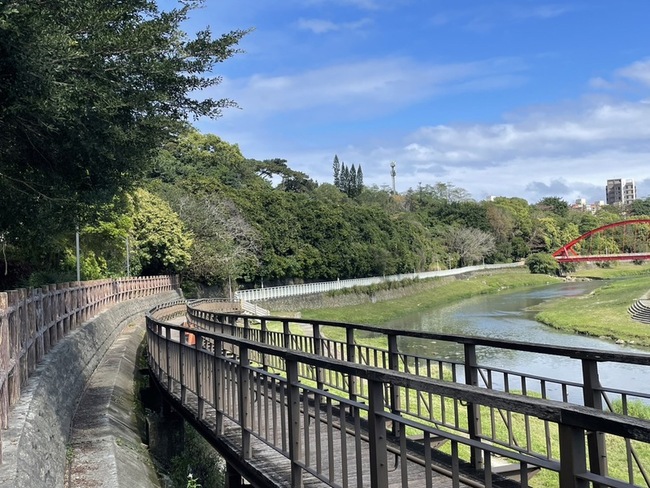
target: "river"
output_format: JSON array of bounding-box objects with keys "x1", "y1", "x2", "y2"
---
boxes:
[{"x1": 384, "y1": 280, "x2": 650, "y2": 402}]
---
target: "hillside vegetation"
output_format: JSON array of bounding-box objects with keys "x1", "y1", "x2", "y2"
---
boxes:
[{"x1": 2, "y1": 1, "x2": 650, "y2": 294}]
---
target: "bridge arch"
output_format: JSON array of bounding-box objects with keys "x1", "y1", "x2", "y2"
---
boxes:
[{"x1": 553, "y1": 218, "x2": 650, "y2": 262}]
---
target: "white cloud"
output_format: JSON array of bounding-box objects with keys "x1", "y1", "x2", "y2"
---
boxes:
[
  {"x1": 209, "y1": 56, "x2": 526, "y2": 117},
  {"x1": 296, "y1": 17, "x2": 372, "y2": 34},
  {"x1": 617, "y1": 59, "x2": 650, "y2": 87},
  {"x1": 301, "y1": 0, "x2": 381, "y2": 10}
]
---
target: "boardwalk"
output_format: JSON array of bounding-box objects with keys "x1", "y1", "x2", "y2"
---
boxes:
[{"x1": 146, "y1": 302, "x2": 650, "y2": 488}]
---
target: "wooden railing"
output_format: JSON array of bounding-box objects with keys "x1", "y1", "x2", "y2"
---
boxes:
[
  {"x1": 147, "y1": 304, "x2": 650, "y2": 487},
  {"x1": 0, "y1": 275, "x2": 179, "y2": 461}
]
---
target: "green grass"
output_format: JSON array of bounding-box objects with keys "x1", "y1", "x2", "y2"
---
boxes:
[
  {"x1": 533, "y1": 275, "x2": 650, "y2": 346},
  {"x1": 570, "y1": 262, "x2": 650, "y2": 280}
]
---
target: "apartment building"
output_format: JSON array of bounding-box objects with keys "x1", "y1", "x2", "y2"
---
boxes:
[{"x1": 606, "y1": 178, "x2": 637, "y2": 206}]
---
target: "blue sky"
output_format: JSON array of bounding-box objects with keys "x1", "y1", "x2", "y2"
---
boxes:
[{"x1": 161, "y1": 0, "x2": 650, "y2": 203}]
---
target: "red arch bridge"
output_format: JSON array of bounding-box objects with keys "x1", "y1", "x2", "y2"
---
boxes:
[{"x1": 553, "y1": 219, "x2": 650, "y2": 263}]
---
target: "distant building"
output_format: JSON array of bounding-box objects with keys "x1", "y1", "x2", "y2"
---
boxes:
[
  {"x1": 606, "y1": 178, "x2": 637, "y2": 206},
  {"x1": 571, "y1": 198, "x2": 605, "y2": 213}
]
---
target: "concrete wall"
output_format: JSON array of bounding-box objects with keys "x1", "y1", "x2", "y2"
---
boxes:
[{"x1": 0, "y1": 290, "x2": 182, "y2": 488}]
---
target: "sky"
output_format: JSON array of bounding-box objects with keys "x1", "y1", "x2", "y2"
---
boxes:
[{"x1": 160, "y1": 0, "x2": 650, "y2": 204}]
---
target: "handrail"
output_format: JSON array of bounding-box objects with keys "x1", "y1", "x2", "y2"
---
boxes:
[{"x1": 147, "y1": 303, "x2": 650, "y2": 487}]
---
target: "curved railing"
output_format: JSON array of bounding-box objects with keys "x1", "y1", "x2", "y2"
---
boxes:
[
  {"x1": 146, "y1": 302, "x2": 650, "y2": 487},
  {"x1": 0, "y1": 275, "x2": 180, "y2": 461}
]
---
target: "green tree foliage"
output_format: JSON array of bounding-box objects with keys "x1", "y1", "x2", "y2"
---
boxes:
[
  {"x1": 536, "y1": 197, "x2": 569, "y2": 217},
  {"x1": 131, "y1": 189, "x2": 192, "y2": 275},
  {"x1": 333, "y1": 155, "x2": 341, "y2": 188},
  {"x1": 629, "y1": 197, "x2": 650, "y2": 217},
  {"x1": 525, "y1": 253, "x2": 560, "y2": 275},
  {"x1": 333, "y1": 160, "x2": 363, "y2": 197},
  {"x1": 0, "y1": 0, "x2": 246, "y2": 264}
]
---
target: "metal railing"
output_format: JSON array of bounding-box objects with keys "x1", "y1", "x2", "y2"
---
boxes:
[{"x1": 147, "y1": 303, "x2": 650, "y2": 487}]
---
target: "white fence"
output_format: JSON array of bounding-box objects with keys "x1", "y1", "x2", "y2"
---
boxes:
[{"x1": 234, "y1": 262, "x2": 524, "y2": 302}]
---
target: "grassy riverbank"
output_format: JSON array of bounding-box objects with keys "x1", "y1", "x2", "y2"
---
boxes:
[
  {"x1": 533, "y1": 273, "x2": 650, "y2": 347},
  {"x1": 300, "y1": 268, "x2": 562, "y2": 326}
]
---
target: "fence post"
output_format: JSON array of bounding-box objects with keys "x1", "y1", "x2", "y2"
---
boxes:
[
  {"x1": 559, "y1": 423, "x2": 589, "y2": 487},
  {"x1": 286, "y1": 357, "x2": 303, "y2": 488},
  {"x1": 346, "y1": 327, "x2": 357, "y2": 406},
  {"x1": 283, "y1": 319, "x2": 291, "y2": 349},
  {"x1": 179, "y1": 326, "x2": 186, "y2": 404},
  {"x1": 582, "y1": 359, "x2": 607, "y2": 485},
  {"x1": 387, "y1": 334, "x2": 401, "y2": 437},
  {"x1": 196, "y1": 332, "x2": 204, "y2": 420},
  {"x1": 368, "y1": 379, "x2": 389, "y2": 488},
  {"x1": 214, "y1": 338, "x2": 224, "y2": 435},
  {"x1": 312, "y1": 323, "x2": 324, "y2": 390},
  {"x1": 464, "y1": 343, "x2": 483, "y2": 469},
  {"x1": 238, "y1": 345, "x2": 251, "y2": 459},
  {"x1": 260, "y1": 319, "x2": 268, "y2": 371}
]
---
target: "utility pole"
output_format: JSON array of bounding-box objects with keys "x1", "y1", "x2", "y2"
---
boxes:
[
  {"x1": 75, "y1": 225, "x2": 81, "y2": 282},
  {"x1": 390, "y1": 161, "x2": 397, "y2": 195},
  {"x1": 125, "y1": 237, "x2": 131, "y2": 277}
]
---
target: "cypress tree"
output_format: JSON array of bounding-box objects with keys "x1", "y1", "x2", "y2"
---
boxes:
[
  {"x1": 333, "y1": 155, "x2": 341, "y2": 188},
  {"x1": 356, "y1": 165, "x2": 364, "y2": 196}
]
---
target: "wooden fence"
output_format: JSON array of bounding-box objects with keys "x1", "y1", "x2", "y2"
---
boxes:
[{"x1": 0, "y1": 275, "x2": 179, "y2": 461}]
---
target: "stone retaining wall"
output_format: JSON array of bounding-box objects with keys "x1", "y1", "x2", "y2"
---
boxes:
[{"x1": 0, "y1": 290, "x2": 182, "y2": 488}]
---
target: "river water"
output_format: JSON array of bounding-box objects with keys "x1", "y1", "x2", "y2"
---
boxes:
[{"x1": 384, "y1": 280, "x2": 650, "y2": 402}]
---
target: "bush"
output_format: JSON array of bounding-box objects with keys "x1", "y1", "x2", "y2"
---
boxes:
[{"x1": 525, "y1": 253, "x2": 560, "y2": 275}]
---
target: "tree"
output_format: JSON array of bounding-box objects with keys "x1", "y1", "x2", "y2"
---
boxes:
[
  {"x1": 356, "y1": 166, "x2": 364, "y2": 194},
  {"x1": 536, "y1": 197, "x2": 569, "y2": 217},
  {"x1": 445, "y1": 226, "x2": 496, "y2": 267},
  {"x1": 333, "y1": 155, "x2": 341, "y2": 188},
  {"x1": 0, "y1": 0, "x2": 247, "y2": 263},
  {"x1": 629, "y1": 197, "x2": 650, "y2": 217},
  {"x1": 171, "y1": 193, "x2": 259, "y2": 294},
  {"x1": 131, "y1": 189, "x2": 192, "y2": 275}
]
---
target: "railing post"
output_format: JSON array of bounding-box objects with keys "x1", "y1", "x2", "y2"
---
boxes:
[
  {"x1": 165, "y1": 326, "x2": 172, "y2": 392},
  {"x1": 582, "y1": 359, "x2": 608, "y2": 484},
  {"x1": 346, "y1": 327, "x2": 357, "y2": 406},
  {"x1": 387, "y1": 334, "x2": 401, "y2": 437},
  {"x1": 283, "y1": 319, "x2": 291, "y2": 349},
  {"x1": 238, "y1": 345, "x2": 251, "y2": 459},
  {"x1": 260, "y1": 319, "x2": 268, "y2": 371},
  {"x1": 312, "y1": 323, "x2": 324, "y2": 390},
  {"x1": 368, "y1": 379, "x2": 389, "y2": 488},
  {"x1": 214, "y1": 338, "x2": 224, "y2": 435},
  {"x1": 287, "y1": 357, "x2": 303, "y2": 488},
  {"x1": 464, "y1": 343, "x2": 483, "y2": 469},
  {"x1": 559, "y1": 423, "x2": 589, "y2": 487},
  {"x1": 196, "y1": 332, "x2": 204, "y2": 420},
  {"x1": 179, "y1": 326, "x2": 186, "y2": 404}
]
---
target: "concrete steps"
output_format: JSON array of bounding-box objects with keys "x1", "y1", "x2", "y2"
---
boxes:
[{"x1": 628, "y1": 299, "x2": 650, "y2": 324}]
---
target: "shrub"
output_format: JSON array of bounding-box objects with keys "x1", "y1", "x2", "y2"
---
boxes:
[{"x1": 525, "y1": 253, "x2": 560, "y2": 275}]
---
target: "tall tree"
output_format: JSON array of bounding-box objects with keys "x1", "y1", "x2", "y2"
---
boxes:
[
  {"x1": 349, "y1": 164, "x2": 357, "y2": 197},
  {"x1": 356, "y1": 165, "x2": 364, "y2": 195},
  {"x1": 0, "y1": 0, "x2": 247, "y2": 255},
  {"x1": 333, "y1": 155, "x2": 341, "y2": 188}
]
